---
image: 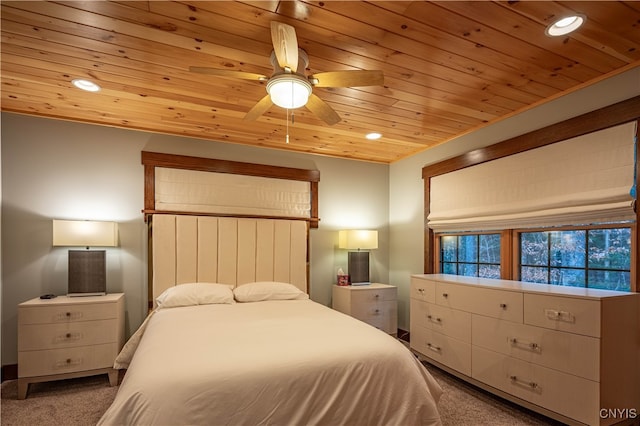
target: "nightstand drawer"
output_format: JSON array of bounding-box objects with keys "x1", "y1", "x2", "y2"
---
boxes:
[
  {"x1": 351, "y1": 300, "x2": 396, "y2": 321},
  {"x1": 18, "y1": 343, "x2": 119, "y2": 377},
  {"x1": 19, "y1": 302, "x2": 118, "y2": 325},
  {"x1": 332, "y1": 284, "x2": 397, "y2": 335},
  {"x1": 362, "y1": 304, "x2": 397, "y2": 332},
  {"x1": 18, "y1": 319, "x2": 119, "y2": 351},
  {"x1": 350, "y1": 287, "x2": 396, "y2": 303}
]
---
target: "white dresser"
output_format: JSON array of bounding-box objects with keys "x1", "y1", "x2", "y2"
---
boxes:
[
  {"x1": 332, "y1": 283, "x2": 398, "y2": 335},
  {"x1": 18, "y1": 293, "x2": 125, "y2": 399},
  {"x1": 410, "y1": 274, "x2": 640, "y2": 426}
]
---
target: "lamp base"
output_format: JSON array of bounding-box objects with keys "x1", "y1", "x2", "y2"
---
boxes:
[
  {"x1": 68, "y1": 250, "x2": 107, "y2": 296},
  {"x1": 348, "y1": 251, "x2": 370, "y2": 285}
]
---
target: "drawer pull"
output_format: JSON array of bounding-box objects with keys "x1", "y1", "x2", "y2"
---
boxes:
[
  {"x1": 427, "y1": 315, "x2": 442, "y2": 323},
  {"x1": 508, "y1": 337, "x2": 540, "y2": 351},
  {"x1": 499, "y1": 303, "x2": 507, "y2": 309},
  {"x1": 442, "y1": 293, "x2": 449, "y2": 298},
  {"x1": 374, "y1": 309, "x2": 380, "y2": 314},
  {"x1": 57, "y1": 332, "x2": 82, "y2": 342},
  {"x1": 509, "y1": 375, "x2": 539, "y2": 391},
  {"x1": 426, "y1": 343, "x2": 441, "y2": 353},
  {"x1": 56, "y1": 357, "x2": 82, "y2": 368},
  {"x1": 544, "y1": 309, "x2": 575, "y2": 323},
  {"x1": 417, "y1": 288, "x2": 425, "y2": 294},
  {"x1": 57, "y1": 311, "x2": 83, "y2": 321},
  {"x1": 374, "y1": 294, "x2": 380, "y2": 298}
]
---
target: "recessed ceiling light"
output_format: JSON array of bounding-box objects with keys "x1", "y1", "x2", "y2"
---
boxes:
[
  {"x1": 366, "y1": 132, "x2": 382, "y2": 140},
  {"x1": 72, "y1": 79, "x2": 101, "y2": 92},
  {"x1": 545, "y1": 15, "x2": 586, "y2": 37}
]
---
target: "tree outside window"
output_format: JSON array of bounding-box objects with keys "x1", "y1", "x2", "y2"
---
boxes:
[
  {"x1": 440, "y1": 234, "x2": 500, "y2": 279},
  {"x1": 520, "y1": 227, "x2": 631, "y2": 291}
]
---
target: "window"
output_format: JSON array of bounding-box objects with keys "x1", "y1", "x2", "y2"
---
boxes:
[
  {"x1": 520, "y1": 226, "x2": 631, "y2": 291},
  {"x1": 423, "y1": 107, "x2": 638, "y2": 292},
  {"x1": 437, "y1": 225, "x2": 632, "y2": 292},
  {"x1": 439, "y1": 234, "x2": 501, "y2": 278}
]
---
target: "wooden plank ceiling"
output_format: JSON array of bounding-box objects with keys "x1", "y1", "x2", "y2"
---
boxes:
[{"x1": 1, "y1": 1, "x2": 639, "y2": 163}]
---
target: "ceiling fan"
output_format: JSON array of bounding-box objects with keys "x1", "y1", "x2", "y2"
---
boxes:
[{"x1": 190, "y1": 21, "x2": 384, "y2": 126}]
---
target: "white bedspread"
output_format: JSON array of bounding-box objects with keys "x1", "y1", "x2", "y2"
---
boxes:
[{"x1": 99, "y1": 300, "x2": 442, "y2": 425}]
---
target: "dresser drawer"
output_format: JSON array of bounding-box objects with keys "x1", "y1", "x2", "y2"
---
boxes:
[
  {"x1": 472, "y1": 346, "x2": 599, "y2": 425},
  {"x1": 472, "y1": 315, "x2": 599, "y2": 381},
  {"x1": 411, "y1": 300, "x2": 471, "y2": 343},
  {"x1": 18, "y1": 319, "x2": 119, "y2": 351},
  {"x1": 411, "y1": 327, "x2": 471, "y2": 376},
  {"x1": 18, "y1": 343, "x2": 119, "y2": 377},
  {"x1": 435, "y1": 282, "x2": 523, "y2": 322},
  {"x1": 410, "y1": 277, "x2": 436, "y2": 303},
  {"x1": 524, "y1": 294, "x2": 600, "y2": 338},
  {"x1": 19, "y1": 302, "x2": 118, "y2": 325}
]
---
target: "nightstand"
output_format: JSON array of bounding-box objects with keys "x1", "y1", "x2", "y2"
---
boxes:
[
  {"x1": 332, "y1": 283, "x2": 397, "y2": 336},
  {"x1": 17, "y1": 293, "x2": 125, "y2": 399}
]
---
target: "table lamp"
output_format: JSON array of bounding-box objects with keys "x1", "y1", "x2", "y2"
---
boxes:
[
  {"x1": 338, "y1": 230, "x2": 378, "y2": 285},
  {"x1": 53, "y1": 219, "x2": 118, "y2": 296}
]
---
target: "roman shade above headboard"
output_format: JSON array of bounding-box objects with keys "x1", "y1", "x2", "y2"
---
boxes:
[
  {"x1": 154, "y1": 167, "x2": 311, "y2": 218},
  {"x1": 141, "y1": 151, "x2": 320, "y2": 227}
]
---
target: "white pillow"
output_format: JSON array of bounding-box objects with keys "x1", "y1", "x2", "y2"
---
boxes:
[
  {"x1": 233, "y1": 281, "x2": 309, "y2": 302},
  {"x1": 156, "y1": 283, "x2": 234, "y2": 308}
]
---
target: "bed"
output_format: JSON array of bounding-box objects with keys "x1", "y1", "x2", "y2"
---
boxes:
[
  {"x1": 98, "y1": 155, "x2": 442, "y2": 425},
  {"x1": 98, "y1": 285, "x2": 442, "y2": 425}
]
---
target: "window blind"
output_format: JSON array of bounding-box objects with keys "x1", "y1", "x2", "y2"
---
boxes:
[
  {"x1": 428, "y1": 121, "x2": 637, "y2": 232},
  {"x1": 155, "y1": 167, "x2": 311, "y2": 218}
]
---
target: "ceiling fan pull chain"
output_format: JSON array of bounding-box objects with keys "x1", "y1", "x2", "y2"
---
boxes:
[{"x1": 286, "y1": 108, "x2": 290, "y2": 144}]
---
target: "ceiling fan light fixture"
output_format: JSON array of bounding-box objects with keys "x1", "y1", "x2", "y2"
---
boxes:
[
  {"x1": 71, "y1": 78, "x2": 101, "y2": 92},
  {"x1": 267, "y1": 74, "x2": 312, "y2": 109},
  {"x1": 545, "y1": 15, "x2": 585, "y2": 37}
]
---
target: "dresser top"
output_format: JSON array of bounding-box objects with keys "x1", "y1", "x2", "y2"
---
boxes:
[
  {"x1": 412, "y1": 274, "x2": 638, "y2": 300},
  {"x1": 19, "y1": 293, "x2": 124, "y2": 306}
]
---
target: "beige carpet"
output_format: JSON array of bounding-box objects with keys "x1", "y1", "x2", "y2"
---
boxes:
[
  {"x1": 0, "y1": 367, "x2": 562, "y2": 425},
  {"x1": 1, "y1": 374, "x2": 117, "y2": 426}
]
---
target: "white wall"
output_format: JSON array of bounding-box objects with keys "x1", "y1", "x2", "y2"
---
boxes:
[
  {"x1": 389, "y1": 67, "x2": 640, "y2": 329},
  {"x1": 1, "y1": 114, "x2": 389, "y2": 366}
]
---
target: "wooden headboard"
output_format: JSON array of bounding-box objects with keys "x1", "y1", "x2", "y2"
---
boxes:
[{"x1": 151, "y1": 215, "x2": 308, "y2": 301}]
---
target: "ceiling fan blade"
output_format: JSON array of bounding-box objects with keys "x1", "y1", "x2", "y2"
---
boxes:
[
  {"x1": 270, "y1": 21, "x2": 298, "y2": 72},
  {"x1": 306, "y1": 93, "x2": 341, "y2": 126},
  {"x1": 244, "y1": 94, "x2": 274, "y2": 121},
  {"x1": 310, "y1": 70, "x2": 384, "y2": 88},
  {"x1": 189, "y1": 67, "x2": 268, "y2": 81}
]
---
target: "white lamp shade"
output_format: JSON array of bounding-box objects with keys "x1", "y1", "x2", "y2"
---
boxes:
[
  {"x1": 53, "y1": 220, "x2": 118, "y2": 247},
  {"x1": 338, "y1": 230, "x2": 378, "y2": 250},
  {"x1": 267, "y1": 76, "x2": 312, "y2": 109}
]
